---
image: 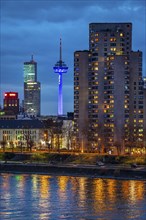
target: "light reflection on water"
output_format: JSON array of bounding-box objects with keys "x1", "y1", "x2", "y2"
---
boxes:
[{"x1": 0, "y1": 174, "x2": 146, "y2": 220}]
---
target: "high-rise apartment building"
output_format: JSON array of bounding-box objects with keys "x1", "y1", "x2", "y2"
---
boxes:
[
  {"x1": 143, "y1": 77, "x2": 146, "y2": 148},
  {"x1": 74, "y1": 23, "x2": 144, "y2": 153},
  {"x1": 3, "y1": 92, "x2": 19, "y2": 115},
  {"x1": 24, "y1": 56, "x2": 41, "y2": 116},
  {"x1": 74, "y1": 50, "x2": 91, "y2": 150}
]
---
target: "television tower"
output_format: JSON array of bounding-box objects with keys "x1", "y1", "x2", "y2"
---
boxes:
[{"x1": 53, "y1": 38, "x2": 68, "y2": 115}]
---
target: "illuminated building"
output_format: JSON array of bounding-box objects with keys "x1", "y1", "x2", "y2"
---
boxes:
[
  {"x1": 143, "y1": 77, "x2": 146, "y2": 148},
  {"x1": 24, "y1": 56, "x2": 41, "y2": 116},
  {"x1": 0, "y1": 119, "x2": 45, "y2": 148},
  {"x1": 74, "y1": 51, "x2": 91, "y2": 150},
  {"x1": 74, "y1": 23, "x2": 144, "y2": 153},
  {"x1": 53, "y1": 38, "x2": 68, "y2": 115},
  {"x1": 3, "y1": 92, "x2": 19, "y2": 115}
]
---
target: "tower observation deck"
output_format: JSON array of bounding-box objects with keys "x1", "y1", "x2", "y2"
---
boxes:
[{"x1": 53, "y1": 38, "x2": 68, "y2": 115}]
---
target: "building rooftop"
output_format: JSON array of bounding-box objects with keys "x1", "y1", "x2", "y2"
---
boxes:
[{"x1": 0, "y1": 120, "x2": 45, "y2": 129}]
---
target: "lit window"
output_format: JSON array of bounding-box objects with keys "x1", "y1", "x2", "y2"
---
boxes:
[
  {"x1": 75, "y1": 86, "x2": 79, "y2": 90},
  {"x1": 75, "y1": 54, "x2": 79, "y2": 57},
  {"x1": 120, "y1": 33, "x2": 123, "y2": 37},
  {"x1": 110, "y1": 38, "x2": 116, "y2": 42},
  {"x1": 110, "y1": 48, "x2": 116, "y2": 51}
]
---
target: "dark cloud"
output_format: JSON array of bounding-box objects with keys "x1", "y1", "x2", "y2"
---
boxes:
[
  {"x1": 1, "y1": 0, "x2": 145, "y2": 23},
  {"x1": 0, "y1": 0, "x2": 145, "y2": 115}
]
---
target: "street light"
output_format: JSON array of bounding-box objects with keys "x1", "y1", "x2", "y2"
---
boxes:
[
  {"x1": 98, "y1": 138, "x2": 101, "y2": 153},
  {"x1": 81, "y1": 137, "x2": 84, "y2": 153}
]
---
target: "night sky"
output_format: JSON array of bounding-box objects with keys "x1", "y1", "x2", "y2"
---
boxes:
[{"x1": 0, "y1": 0, "x2": 146, "y2": 115}]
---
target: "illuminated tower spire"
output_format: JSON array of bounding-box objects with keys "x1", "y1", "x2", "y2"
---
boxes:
[
  {"x1": 53, "y1": 38, "x2": 68, "y2": 115},
  {"x1": 60, "y1": 38, "x2": 62, "y2": 61}
]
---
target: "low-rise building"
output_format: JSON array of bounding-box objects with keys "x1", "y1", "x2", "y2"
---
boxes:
[{"x1": 0, "y1": 119, "x2": 45, "y2": 150}]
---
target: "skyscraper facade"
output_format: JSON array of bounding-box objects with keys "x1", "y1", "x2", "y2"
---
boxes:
[
  {"x1": 24, "y1": 56, "x2": 41, "y2": 116},
  {"x1": 74, "y1": 23, "x2": 144, "y2": 153}
]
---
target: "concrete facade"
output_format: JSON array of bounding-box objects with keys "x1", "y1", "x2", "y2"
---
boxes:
[
  {"x1": 143, "y1": 77, "x2": 146, "y2": 149},
  {"x1": 74, "y1": 50, "x2": 90, "y2": 151},
  {"x1": 74, "y1": 23, "x2": 144, "y2": 154}
]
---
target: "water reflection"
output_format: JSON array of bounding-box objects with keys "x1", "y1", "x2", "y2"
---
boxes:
[{"x1": 0, "y1": 174, "x2": 146, "y2": 220}]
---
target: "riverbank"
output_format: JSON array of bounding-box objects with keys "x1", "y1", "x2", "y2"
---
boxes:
[
  {"x1": 0, "y1": 152, "x2": 146, "y2": 179},
  {"x1": 0, "y1": 162, "x2": 146, "y2": 180},
  {"x1": 0, "y1": 152, "x2": 146, "y2": 165}
]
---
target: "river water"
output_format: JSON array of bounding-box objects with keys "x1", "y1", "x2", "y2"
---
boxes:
[{"x1": 0, "y1": 173, "x2": 146, "y2": 220}]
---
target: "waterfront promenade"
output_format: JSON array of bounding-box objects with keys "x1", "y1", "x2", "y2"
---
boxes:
[
  {"x1": 0, "y1": 161, "x2": 146, "y2": 180},
  {"x1": 0, "y1": 152, "x2": 146, "y2": 179}
]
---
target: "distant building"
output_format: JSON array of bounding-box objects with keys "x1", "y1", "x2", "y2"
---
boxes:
[
  {"x1": 67, "y1": 112, "x2": 74, "y2": 120},
  {"x1": 24, "y1": 56, "x2": 41, "y2": 117},
  {"x1": 62, "y1": 119, "x2": 74, "y2": 150},
  {"x1": 3, "y1": 92, "x2": 19, "y2": 115},
  {"x1": 43, "y1": 116, "x2": 73, "y2": 150},
  {"x1": 0, "y1": 110, "x2": 17, "y2": 120},
  {"x1": 0, "y1": 119, "x2": 45, "y2": 148},
  {"x1": 74, "y1": 23, "x2": 144, "y2": 154}
]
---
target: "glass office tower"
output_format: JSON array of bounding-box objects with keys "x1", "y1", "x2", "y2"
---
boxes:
[{"x1": 24, "y1": 56, "x2": 41, "y2": 116}]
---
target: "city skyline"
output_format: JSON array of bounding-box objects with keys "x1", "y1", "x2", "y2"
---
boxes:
[{"x1": 0, "y1": 0, "x2": 146, "y2": 115}]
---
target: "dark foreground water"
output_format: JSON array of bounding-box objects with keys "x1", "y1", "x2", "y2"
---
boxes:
[{"x1": 0, "y1": 173, "x2": 146, "y2": 220}]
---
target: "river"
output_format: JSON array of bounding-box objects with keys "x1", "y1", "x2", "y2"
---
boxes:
[{"x1": 0, "y1": 173, "x2": 146, "y2": 220}]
